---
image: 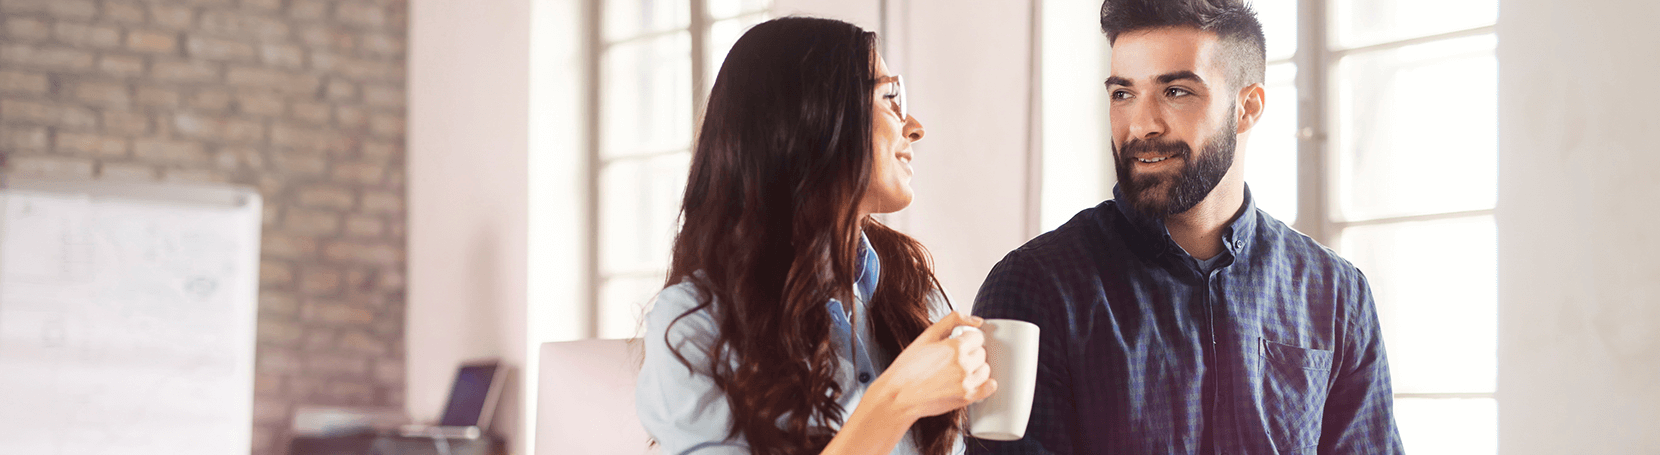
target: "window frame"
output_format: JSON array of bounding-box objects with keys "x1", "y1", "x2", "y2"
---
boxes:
[
  {"x1": 583, "y1": 0, "x2": 771, "y2": 339},
  {"x1": 1294, "y1": 0, "x2": 1499, "y2": 448},
  {"x1": 1043, "y1": 0, "x2": 1499, "y2": 448},
  {"x1": 1293, "y1": 0, "x2": 1498, "y2": 242}
]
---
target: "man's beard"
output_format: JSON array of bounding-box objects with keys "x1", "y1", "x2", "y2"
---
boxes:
[{"x1": 1113, "y1": 112, "x2": 1238, "y2": 221}]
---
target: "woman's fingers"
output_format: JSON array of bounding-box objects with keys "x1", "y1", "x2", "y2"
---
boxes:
[
  {"x1": 960, "y1": 345, "x2": 986, "y2": 371},
  {"x1": 968, "y1": 363, "x2": 991, "y2": 385},
  {"x1": 917, "y1": 311, "x2": 965, "y2": 342},
  {"x1": 886, "y1": 311, "x2": 1001, "y2": 415},
  {"x1": 969, "y1": 378, "x2": 999, "y2": 402},
  {"x1": 952, "y1": 325, "x2": 985, "y2": 349},
  {"x1": 962, "y1": 363, "x2": 992, "y2": 397}
]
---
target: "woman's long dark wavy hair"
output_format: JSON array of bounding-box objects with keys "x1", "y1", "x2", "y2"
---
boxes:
[{"x1": 663, "y1": 16, "x2": 961, "y2": 455}]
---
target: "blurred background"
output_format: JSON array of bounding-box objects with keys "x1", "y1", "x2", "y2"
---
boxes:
[{"x1": 1, "y1": 0, "x2": 1655, "y2": 453}]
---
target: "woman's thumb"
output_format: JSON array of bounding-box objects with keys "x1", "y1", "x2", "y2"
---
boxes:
[{"x1": 917, "y1": 311, "x2": 981, "y2": 342}]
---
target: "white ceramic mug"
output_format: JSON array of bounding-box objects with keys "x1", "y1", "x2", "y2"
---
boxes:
[{"x1": 953, "y1": 318, "x2": 1041, "y2": 441}]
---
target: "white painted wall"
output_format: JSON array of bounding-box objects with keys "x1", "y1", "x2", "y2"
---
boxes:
[
  {"x1": 1039, "y1": 0, "x2": 1113, "y2": 232},
  {"x1": 526, "y1": 0, "x2": 589, "y2": 347},
  {"x1": 775, "y1": 0, "x2": 1044, "y2": 299},
  {"x1": 1496, "y1": 0, "x2": 1660, "y2": 452},
  {"x1": 900, "y1": 0, "x2": 1040, "y2": 300},
  {"x1": 406, "y1": 0, "x2": 533, "y2": 453},
  {"x1": 524, "y1": 0, "x2": 590, "y2": 451}
]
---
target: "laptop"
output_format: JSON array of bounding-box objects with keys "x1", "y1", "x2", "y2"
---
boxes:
[{"x1": 398, "y1": 359, "x2": 507, "y2": 440}]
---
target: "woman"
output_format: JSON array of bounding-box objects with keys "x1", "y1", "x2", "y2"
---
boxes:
[{"x1": 635, "y1": 17, "x2": 995, "y2": 455}]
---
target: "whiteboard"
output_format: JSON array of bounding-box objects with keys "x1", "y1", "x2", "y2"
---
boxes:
[{"x1": 0, "y1": 179, "x2": 261, "y2": 455}]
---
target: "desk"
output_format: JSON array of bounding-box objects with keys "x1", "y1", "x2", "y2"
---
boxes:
[{"x1": 288, "y1": 432, "x2": 504, "y2": 455}]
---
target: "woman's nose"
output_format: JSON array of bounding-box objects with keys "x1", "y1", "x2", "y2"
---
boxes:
[{"x1": 905, "y1": 115, "x2": 925, "y2": 142}]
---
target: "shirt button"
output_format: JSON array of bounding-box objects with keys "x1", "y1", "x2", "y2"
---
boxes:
[{"x1": 858, "y1": 372, "x2": 872, "y2": 383}]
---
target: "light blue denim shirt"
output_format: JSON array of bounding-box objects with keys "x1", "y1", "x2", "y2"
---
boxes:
[{"x1": 636, "y1": 234, "x2": 962, "y2": 455}]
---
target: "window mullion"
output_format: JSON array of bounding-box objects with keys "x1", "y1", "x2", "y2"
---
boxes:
[
  {"x1": 1330, "y1": 24, "x2": 1496, "y2": 58},
  {"x1": 1394, "y1": 392, "x2": 1497, "y2": 399},
  {"x1": 1294, "y1": 0, "x2": 1334, "y2": 245},
  {"x1": 690, "y1": 0, "x2": 710, "y2": 130},
  {"x1": 583, "y1": 0, "x2": 605, "y2": 339},
  {"x1": 1334, "y1": 208, "x2": 1495, "y2": 229}
]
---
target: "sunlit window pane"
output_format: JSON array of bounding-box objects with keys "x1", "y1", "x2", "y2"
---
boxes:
[
  {"x1": 603, "y1": 32, "x2": 693, "y2": 158},
  {"x1": 1245, "y1": 63, "x2": 1297, "y2": 223},
  {"x1": 1038, "y1": 0, "x2": 1113, "y2": 232},
  {"x1": 595, "y1": 1, "x2": 774, "y2": 341},
  {"x1": 1395, "y1": 398, "x2": 1497, "y2": 455},
  {"x1": 708, "y1": 14, "x2": 770, "y2": 93},
  {"x1": 599, "y1": 274, "x2": 667, "y2": 339},
  {"x1": 605, "y1": 0, "x2": 691, "y2": 42},
  {"x1": 1340, "y1": 215, "x2": 1495, "y2": 394},
  {"x1": 708, "y1": 0, "x2": 768, "y2": 20},
  {"x1": 1333, "y1": 0, "x2": 1495, "y2": 49},
  {"x1": 1255, "y1": 0, "x2": 1298, "y2": 61},
  {"x1": 599, "y1": 152, "x2": 691, "y2": 276},
  {"x1": 1335, "y1": 34, "x2": 1495, "y2": 221}
]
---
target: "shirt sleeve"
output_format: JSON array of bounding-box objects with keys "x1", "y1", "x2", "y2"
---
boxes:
[
  {"x1": 967, "y1": 250, "x2": 1073, "y2": 455},
  {"x1": 1317, "y1": 271, "x2": 1405, "y2": 453},
  {"x1": 917, "y1": 289, "x2": 974, "y2": 455},
  {"x1": 635, "y1": 283, "x2": 752, "y2": 455},
  {"x1": 927, "y1": 290, "x2": 960, "y2": 321}
]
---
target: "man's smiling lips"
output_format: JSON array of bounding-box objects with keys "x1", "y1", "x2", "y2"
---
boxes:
[
  {"x1": 1132, "y1": 153, "x2": 1181, "y2": 170},
  {"x1": 1122, "y1": 140, "x2": 1186, "y2": 167}
]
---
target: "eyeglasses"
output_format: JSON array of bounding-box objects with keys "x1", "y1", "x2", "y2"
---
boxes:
[{"x1": 877, "y1": 75, "x2": 907, "y2": 120}]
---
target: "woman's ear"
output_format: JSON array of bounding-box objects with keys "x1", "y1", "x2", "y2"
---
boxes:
[{"x1": 1236, "y1": 83, "x2": 1267, "y2": 134}]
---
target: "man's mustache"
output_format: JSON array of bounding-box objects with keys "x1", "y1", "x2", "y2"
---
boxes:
[{"x1": 1119, "y1": 139, "x2": 1192, "y2": 161}]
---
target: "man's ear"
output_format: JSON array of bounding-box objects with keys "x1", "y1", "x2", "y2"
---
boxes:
[{"x1": 1236, "y1": 83, "x2": 1266, "y2": 134}]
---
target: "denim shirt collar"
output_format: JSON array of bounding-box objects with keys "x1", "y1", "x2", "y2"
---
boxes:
[
  {"x1": 853, "y1": 232, "x2": 879, "y2": 302},
  {"x1": 826, "y1": 232, "x2": 882, "y2": 387},
  {"x1": 1112, "y1": 183, "x2": 1260, "y2": 262}
]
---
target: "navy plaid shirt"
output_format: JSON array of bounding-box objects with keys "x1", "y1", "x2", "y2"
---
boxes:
[{"x1": 968, "y1": 186, "x2": 1403, "y2": 454}]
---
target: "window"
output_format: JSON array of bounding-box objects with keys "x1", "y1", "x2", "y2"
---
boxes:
[
  {"x1": 589, "y1": 0, "x2": 771, "y2": 339},
  {"x1": 1042, "y1": 0, "x2": 1498, "y2": 452},
  {"x1": 1251, "y1": 1, "x2": 1499, "y2": 452},
  {"x1": 1323, "y1": 0, "x2": 1498, "y2": 452}
]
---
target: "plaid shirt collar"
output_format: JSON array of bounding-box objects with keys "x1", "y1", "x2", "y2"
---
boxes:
[{"x1": 1111, "y1": 183, "x2": 1262, "y2": 263}]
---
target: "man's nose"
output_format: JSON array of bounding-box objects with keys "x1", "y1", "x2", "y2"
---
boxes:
[{"x1": 1127, "y1": 101, "x2": 1165, "y2": 140}]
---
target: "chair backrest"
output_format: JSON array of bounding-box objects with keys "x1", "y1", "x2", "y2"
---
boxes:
[{"x1": 534, "y1": 339, "x2": 657, "y2": 455}]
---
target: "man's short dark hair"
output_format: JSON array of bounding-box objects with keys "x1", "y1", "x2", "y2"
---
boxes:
[{"x1": 1100, "y1": 0, "x2": 1266, "y2": 91}]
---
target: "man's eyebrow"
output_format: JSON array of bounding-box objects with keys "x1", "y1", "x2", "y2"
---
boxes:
[
  {"x1": 1157, "y1": 71, "x2": 1205, "y2": 85},
  {"x1": 1105, "y1": 72, "x2": 1204, "y2": 88}
]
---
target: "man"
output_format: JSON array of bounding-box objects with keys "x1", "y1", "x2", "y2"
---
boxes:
[{"x1": 968, "y1": 0, "x2": 1403, "y2": 453}]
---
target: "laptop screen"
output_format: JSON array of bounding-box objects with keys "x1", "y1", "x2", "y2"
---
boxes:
[{"x1": 439, "y1": 364, "x2": 498, "y2": 427}]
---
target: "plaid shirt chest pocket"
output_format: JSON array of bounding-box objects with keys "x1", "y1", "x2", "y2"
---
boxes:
[{"x1": 1259, "y1": 338, "x2": 1334, "y2": 453}]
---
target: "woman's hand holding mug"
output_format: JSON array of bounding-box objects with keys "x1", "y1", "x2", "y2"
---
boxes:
[{"x1": 870, "y1": 311, "x2": 1000, "y2": 421}]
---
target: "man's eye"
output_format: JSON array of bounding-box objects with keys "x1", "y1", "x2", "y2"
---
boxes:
[
  {"x1": 1166, "y1": 87, "x2": 1192, "y2": 97},
  {"x1": 1111, "y1": 90, "x2": 1132, "y2": 101}
]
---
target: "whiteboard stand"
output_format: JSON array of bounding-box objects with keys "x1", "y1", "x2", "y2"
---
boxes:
[{"x1": 0, "y1": 178, "x2": 263, "y2": 455}]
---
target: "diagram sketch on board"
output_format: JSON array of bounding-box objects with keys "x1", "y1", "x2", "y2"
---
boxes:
[{"x1": 0, "y1": 179, "x2": 261, "y2": 455}]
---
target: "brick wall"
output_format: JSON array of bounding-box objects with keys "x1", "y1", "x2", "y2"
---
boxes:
[{"x1": 0, "y1": 0, "x2": 408, "y2": 453}]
